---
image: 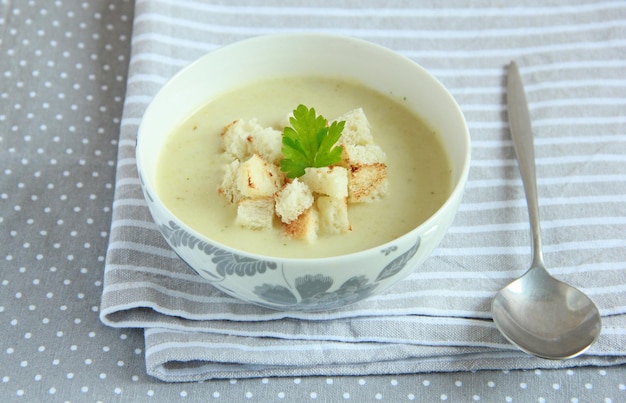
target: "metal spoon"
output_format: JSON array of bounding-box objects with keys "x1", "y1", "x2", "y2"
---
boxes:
[{"x1": 491, "y1": 61, "x2": 602, "y2": 359}]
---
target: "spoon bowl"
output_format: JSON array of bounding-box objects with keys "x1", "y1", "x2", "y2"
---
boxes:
[
  {"x1": 491, "y1": 61, "x2": 602, "y2": 359},
  {"x1": 492, "y1": 265, "x2": 602, "y2": 359}
]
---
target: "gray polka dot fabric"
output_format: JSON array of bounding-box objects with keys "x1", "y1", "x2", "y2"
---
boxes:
[{"x1": 1, "y1": 0, "x2": 625, "y2": 401}]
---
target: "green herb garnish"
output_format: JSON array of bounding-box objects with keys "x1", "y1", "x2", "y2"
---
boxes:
[{"x1": 280, "y1": 104, "x2": 345, "y2": 179}]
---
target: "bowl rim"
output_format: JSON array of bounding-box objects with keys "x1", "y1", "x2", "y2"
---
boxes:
[{"x1": 136, "y1": 32, "x2": 471, "y2": 263}]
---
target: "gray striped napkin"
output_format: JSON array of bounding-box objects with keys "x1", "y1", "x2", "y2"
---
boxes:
[{"x1": 100, "y1": 0, "x2": 626, "y2": 382}]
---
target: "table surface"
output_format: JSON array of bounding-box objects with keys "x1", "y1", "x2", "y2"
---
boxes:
[{"x1": 1, "y1": 0, "x2": 625, "y2": 402}]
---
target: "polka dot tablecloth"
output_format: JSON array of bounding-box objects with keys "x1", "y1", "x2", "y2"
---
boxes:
[{"x1": 1, "y1": 0, "x2": 625, "y2": 401}]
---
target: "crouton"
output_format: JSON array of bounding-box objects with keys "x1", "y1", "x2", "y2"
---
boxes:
[
  {"x1": 218, "y1": 160, "x2": 242, "y2": 203},
  {"x1": 221, "y1": 119, "x2": 263, "y2": 161},
  {"x1": 235, "y1": 197, "x2": 275, "y2": 230},
  {"x1": 334, "y1": 108, "x2": 374, "y2": 146},
  {"x1": 348, "y1": 163, "x2": 389, "y2": 203},
  {"x1": 217, "y1": 107, "x2": 389, "y2": 241},
  {"x1": 301, "y1": 166, "x2": 349, "y2": 198},
  {"x1": 250, "y1": 127, "x2": 283, "y2": 165},
  {"x1": 236, "y1": 154, "x2": 282, "y2": 198},
  {"x1": 317, "y1": 196, "x2": 351, "y2": 234},
  {"x1": 283, "y1": 207, "x2": 319, "y2": 242},
  {"x1": 341, "y1": 144, "x2": 387, "y2": 166},
  {"x1": 274, "y1": 179, "x2": 314, "y2": 224}
]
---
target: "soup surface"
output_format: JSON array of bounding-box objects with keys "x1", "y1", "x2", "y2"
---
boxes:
[{"x1": 157, "y1": 76, "x2": 451, "y2": 258}]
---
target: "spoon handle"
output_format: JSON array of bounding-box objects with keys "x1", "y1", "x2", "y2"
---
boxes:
[{"x1": 506, "y1": 61, "x2": 544, "y2": 269}]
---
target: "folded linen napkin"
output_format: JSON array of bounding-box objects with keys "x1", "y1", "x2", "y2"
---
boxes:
[{"x1": 101, "y1": 0, "x2": 626, "y2": 382}]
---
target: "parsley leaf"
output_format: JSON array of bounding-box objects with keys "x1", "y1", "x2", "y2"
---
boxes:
[{"x1": 280, "y1": 104, "x2": 345, "y2": 178}]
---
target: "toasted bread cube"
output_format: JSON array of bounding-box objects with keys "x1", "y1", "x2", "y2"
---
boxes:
[
  {"x1": 334, "y1": 108, "x2": 374, "y2": 146},
  {"x1": 301, "y1": 166, "x2": 349, "y2": 198},
  {"x1": 283, "y1": 207, "x2": 318, "y2": 242},
  {"x1": 218, "y1": 160, "x2": 242, "y2": 203},
  {"x1": 250, "y1": 127, "x2": 283, "y2": 165},
  {"x1": 221, "y1": 119, "x2": 263, "y2": 161},
  {"x1": 274, "y1": 179, "x2": 314, "y2": 224},
  {"x1": 235, "y1": 197, "x2": 275, "y2": 230},
  {"x1": 341, "y1": 144, "x2": 387, "y2": 166},
  {"x1": 348, "y1": 163, "x2": 389, "y2": 203},
  {"x1": 317, "y1": 196, "x2": 351, "y2": 234},
  {"x1": 236, "y1": 154, "x2": 282, "y2": 198}
]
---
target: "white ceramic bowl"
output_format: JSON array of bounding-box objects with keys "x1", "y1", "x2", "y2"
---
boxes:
[{"x1": 136, "y1": 33, "x2": 470, "y2": 311}]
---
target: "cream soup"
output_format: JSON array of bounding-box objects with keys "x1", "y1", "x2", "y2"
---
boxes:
[{"x1": 156, "y1": 76, "x2": 451, "y2": 258}]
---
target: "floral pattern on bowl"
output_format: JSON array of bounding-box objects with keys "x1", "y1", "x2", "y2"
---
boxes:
[
  {"x1": 158, "y1": 216, "x2": 421, "y2": 310},
  {"x1": 159, "y1": 220, "x2": 279, "y2": 280},
  {"x1": 253, "y1": 236, "x2": 421, "y2": 310}
]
